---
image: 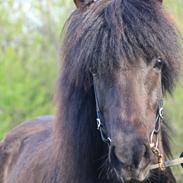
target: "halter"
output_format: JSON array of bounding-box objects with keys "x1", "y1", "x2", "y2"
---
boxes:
[
  {"x1": 92, "y1": 73, "x2": 165, "y2": 169},
  {"x1": 92, "y1": 73, "x2": 163, "y2": 140},
  {"x1": 92, "y1": 73, "x2": 183, "y2": 170}
]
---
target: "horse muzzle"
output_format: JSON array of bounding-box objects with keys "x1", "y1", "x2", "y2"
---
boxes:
[{"x1": 109, "y1": 138, "x2": 152, "y2": 182}]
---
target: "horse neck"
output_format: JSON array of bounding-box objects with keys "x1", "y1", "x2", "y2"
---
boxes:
[{"x1": 54, "y1": 84, "x2": 107, "y2": 183}]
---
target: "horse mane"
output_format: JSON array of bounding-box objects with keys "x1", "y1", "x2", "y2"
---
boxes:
[{"x1": 53, "y1": 0, "x2": 181, "y2": 182}]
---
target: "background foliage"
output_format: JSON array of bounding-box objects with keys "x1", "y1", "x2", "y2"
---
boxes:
[{"x1": 0, "y1": 0, "x2": 182, "y2": 181}]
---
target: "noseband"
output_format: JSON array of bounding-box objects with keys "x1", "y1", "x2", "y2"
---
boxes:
[{"x1": 92, "y1": 73, "x2": 165, "y2": 169}]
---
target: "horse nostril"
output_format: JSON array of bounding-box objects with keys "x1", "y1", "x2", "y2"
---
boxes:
[
  {"x1": 144, "y1": 144, "x2": 151, "y2": 159},
  {"x1": 109, "y1": 146, "x2": 118, "y2": 163},
  {"x1": 133, "y1": 144, "x2": 149, "y2": 168},
  {"x1": 111, "y1": 145, "x2": 133, "y2": 167},
  {"x1": 109, "y1": 146, "x2": 124, "y2": 168}
]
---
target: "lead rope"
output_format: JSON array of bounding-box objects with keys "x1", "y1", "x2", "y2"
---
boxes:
[{"x1": 150, "y1": 153, "x2": 183, "y2": 170}]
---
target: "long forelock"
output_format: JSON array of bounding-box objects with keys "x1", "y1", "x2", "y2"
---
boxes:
[{"x1": 62, "y1": 0, "x2": 181, "y2": 93}]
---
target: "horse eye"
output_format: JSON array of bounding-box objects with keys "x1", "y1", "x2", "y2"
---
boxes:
[{"x1": 154, "y1": 58, "x2": 164, "y2": 70}]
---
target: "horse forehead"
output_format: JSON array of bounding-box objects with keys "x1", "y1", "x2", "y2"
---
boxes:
[
  {"x1": 118, "y1": 58, "x2": 148, "y2": 72},
  {"x1": 116, "y1": 65, "x2": 148, "y2": 84}
]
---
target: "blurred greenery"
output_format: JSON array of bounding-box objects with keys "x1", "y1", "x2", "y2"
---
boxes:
[
  {"x1": 0, "y1": 0, "x2": 73, "y2": 137},
  {"x1": 164, "y1": 0, "x2": 183, "y2": 181},
  {"x1": 0, "y1": 0, "x2": 182, "y2": 182}
]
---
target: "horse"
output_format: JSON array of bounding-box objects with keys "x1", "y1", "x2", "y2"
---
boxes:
[{"x1": 0, "y1": 0, "x2": 182, "y2": 182}]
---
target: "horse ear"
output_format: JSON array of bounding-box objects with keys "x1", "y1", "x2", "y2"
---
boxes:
[{"x1": 74, "y1": 0, "x2": 94, "y2": 8}]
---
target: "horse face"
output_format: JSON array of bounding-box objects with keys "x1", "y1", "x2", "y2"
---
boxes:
[{"x1": 93, "y1": 58, "x2": 164, "y2": 182}]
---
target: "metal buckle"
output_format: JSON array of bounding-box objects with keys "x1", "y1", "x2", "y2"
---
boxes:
[
  {"x1": 150, "y1": 130, "x2": 165, "y2": 171},
  {"x1": 159, "y1": 107, "x2": 163, "y2": 119},
  {"x1": 96, "y1": 118, "x2": 101, "y2": 130}
]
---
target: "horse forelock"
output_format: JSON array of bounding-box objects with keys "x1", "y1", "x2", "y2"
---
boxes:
[{"x1": 62, "y1": 0, "x2": 181, "y2": 93}]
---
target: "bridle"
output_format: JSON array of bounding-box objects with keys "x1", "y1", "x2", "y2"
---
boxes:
[{"x1": 92, "y1": 73, "x2": 165, "y2": 170}]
